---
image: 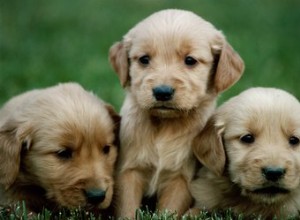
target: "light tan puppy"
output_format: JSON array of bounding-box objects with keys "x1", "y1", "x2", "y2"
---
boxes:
[
  {"x1": 109, "y1": 9, "x2": 244, "y2": 217},
  {"x1": 0, "y1": 83, "x2": 120, "y2": 213},
  {"x1": 191, "y1": 88, "x2": 300, "y2": 219}
]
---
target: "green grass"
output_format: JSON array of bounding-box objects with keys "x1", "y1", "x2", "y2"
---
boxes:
[
  {"x1": 2, "y1": 202, "x2": 299, "y2": 220},
  {"x1": 1, "y1": 0, "x2": 300, "y2": 219},
  {"x1": 0, "y1": 202, "x2": 257, "y2": 220}
]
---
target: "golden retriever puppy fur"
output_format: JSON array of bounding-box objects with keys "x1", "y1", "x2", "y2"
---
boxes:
[
  {"x1": 191, "y1": 88, "x2": 300, "y2": 219},
  {"x1": 0, "y1": 83, "x2": 120, "y2": 213},
  {"x1": 109, "y1": 9, "x2": 244, "y2": 217}
]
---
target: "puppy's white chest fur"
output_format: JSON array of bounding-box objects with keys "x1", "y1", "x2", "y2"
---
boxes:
[
  {"x1": 119, "y1": 95, "x2": 200, "y2": 195},
  {"x1": 148, "y1": 135, "x2": 195, "y2": 195}
]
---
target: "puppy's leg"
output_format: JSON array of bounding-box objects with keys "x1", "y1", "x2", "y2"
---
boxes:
[
  {"x1": 157, "y1": 175, "x2": 192, "y2": 216},
  {"x1": 116, "y1": 169, "x2": 145, "y2": 218},
  {"x1": 185, "y1": 207, "x2": 201, "y2": 216}
]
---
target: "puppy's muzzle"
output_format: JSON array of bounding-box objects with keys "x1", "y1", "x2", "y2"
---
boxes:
[
  {"x1": 262, "y1": 166, "x2": 286, "y2": 182},
  {"x1": 152, "y1": 85, "x2": 175, "y2": 101},
  {"x1": 84, "y1": 188, "x2": 106, "y2": 205}
]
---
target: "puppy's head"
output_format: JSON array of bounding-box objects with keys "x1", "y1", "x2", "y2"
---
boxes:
[
  {"x1": 0, "y1": 83, "x2": 120, "y2": 210},
  {"x1": 109, "y1": 9, "x2": 244, "y2": 118},
  {"x1": 193, "y1": 88, "x2": 300, "y2": 204}
]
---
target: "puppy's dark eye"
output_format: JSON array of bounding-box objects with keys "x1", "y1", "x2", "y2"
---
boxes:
[
  {"x1": 139, "y1": 55, "x2": 150, "y2": 65},
  {"x1": 240, "y1": 134, "x2": 255, "y2": 144},
  {"x1": 184, "y1": 56, "x2": 197, "y2": 66},
  {"x1": 56, "y1": 148, "x2": 73, "y2": 160},
  {"x1": 289, "y1": 136, "x2": 300, "y2": 146},
  {"x1": 103, "y1": 145, "x2": 110, "y2": 155}
]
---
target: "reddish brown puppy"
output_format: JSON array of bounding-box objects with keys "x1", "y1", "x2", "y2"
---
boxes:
[{"x1": 0, "y1": 83, "x2": 120, "y2": 213}]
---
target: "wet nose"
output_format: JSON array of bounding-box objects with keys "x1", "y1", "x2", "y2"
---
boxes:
[
  {"x1": 152, "y1": 85, "x2": 175, "y2": 101},
  {"x1": 85, "y1": 189, "x2": 106, "y2": 205},
  {"x1": 262, "y1": 166, "x2": 286, "y2": 182}
]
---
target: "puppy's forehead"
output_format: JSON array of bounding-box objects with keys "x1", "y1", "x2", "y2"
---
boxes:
[
  {"x1": 59, "y1": 104, "x2": 114, "y2": 142},
  {"x1": 30, "y1": 85, "x2": 115, "y2": 149},
  {"x1": 125, "y1": 9, "x2": 222, "y2": 57},
  {"x1": 220, "y1": 88, "x2": 300, "y2": 135},
  {"x1": 33, "y1": 111, "x2": 115, "y2": 153}
]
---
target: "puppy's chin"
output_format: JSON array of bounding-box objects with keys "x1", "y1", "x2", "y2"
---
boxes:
[
  {"x1": 149, "y1": 107, "x2": 182, "y2": 118},
  {"x1": 54, "y1": 193, "x2": 112, "y2": 210},
  {"x1": 242, "y1": 186, "x2": 291, "y2": 204}
]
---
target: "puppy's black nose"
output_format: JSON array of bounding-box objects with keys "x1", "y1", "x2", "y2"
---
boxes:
[
  {"x1": 85, "y1": 189, "x2": 106, "y2": 205},
  {"x1": 262, "y1": 167, "x2": 286, "y2": 182},
  {"x1": 152, "y1": 85, "x2": 175, "y2": 101}
]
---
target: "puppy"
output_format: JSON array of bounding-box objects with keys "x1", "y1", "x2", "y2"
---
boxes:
[
  {"x1": 109, "y1": 9, "x2": 244, "y2": 217},
  {"x1": 0, "y1": 83, "x2": 120, "y2": 213},
  {"x1": 191, "y1": 88, "x2": 300, "y2": 219}
]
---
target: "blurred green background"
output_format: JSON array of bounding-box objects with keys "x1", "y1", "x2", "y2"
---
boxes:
[{"x1": 1, "y1": 0, "x2": 300, "y2": 111}]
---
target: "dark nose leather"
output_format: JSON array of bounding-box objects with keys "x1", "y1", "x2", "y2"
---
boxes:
[
  {"x1": 85, "y1": 189, "x2": 106, "y2": 205},
  {"x1": 152, "y1": 85, "x2": 175, "y2": 101},
  {"x1": 262, "y1": 167, "x2": 286, "y2": 182}
]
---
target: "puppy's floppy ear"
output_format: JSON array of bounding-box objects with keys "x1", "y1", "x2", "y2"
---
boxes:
[
  {"x1": 105, "y1": 104, "x2": 121, "y2": 148},
  {"x1": 211, "y1": 38, "x2": 244, "y2": 93},
  {"x1": 109, "y1": 41, "x2": 130, "y2": 88},
  {"x1": 192, "y1": 115, "x2": 226, "y2": 176},
  {"x1": 0, "y1": 120, "x2": 32, "y2": 189}
]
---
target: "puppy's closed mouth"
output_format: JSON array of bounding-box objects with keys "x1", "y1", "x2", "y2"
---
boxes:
[
  {"x1": 150, "y1": 105, "x2": 182, "y2": 118},
  {"x1": 152, "y1": 106, "x2": 176, "y2": 110},
  {"x1": 252, "y1": 186, "x2": 290, "y2": 195}
]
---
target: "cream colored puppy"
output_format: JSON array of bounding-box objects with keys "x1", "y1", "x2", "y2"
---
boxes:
[
  {"x1": 0, "y1": 83, "x2": 120, "y2": 213},
  {"x1": 191, "y1": 88, "x2": 300, "y2": 219},
  {"x1": 109, "y1": 9, "x2": 244, "y2": 218}
]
